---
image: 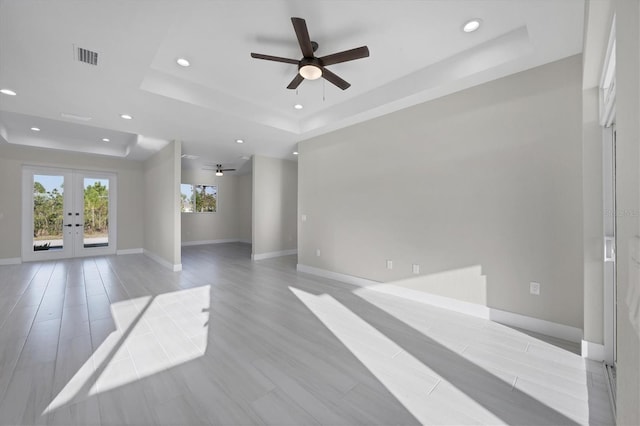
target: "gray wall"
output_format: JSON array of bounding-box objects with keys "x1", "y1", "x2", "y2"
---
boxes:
[
  {"x1": 181, "y1": 170, "x2": 249, "y2": 244},
  {"x1": 614, "y1": 0, "x2": 640, "y2": 423},
  {"x1": 252, "y1": 155, "x2": 297, "y2": 257},
  {"x1": 0, "y1": 142, "x2": 144, "y2": 260},
  {"x1": 582, "y1": 86, "x2": 604, "y2": 344},
  {"x1": 298, "y1": 55, "x2": 584, "y2": 328},
  {"x1": 238, "y1": 173, "x2": 252, "y2": 243},
  {"x1": 143, "y1": 140, "x2": 181, "y2": 267}
]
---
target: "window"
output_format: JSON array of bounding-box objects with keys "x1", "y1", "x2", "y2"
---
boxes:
[
  {"x1": 180, "y1": 184, "x2": 194, "y2": 212},
  {"x1": 181, "y1": 183, "x2": 217, "y2": 213}
]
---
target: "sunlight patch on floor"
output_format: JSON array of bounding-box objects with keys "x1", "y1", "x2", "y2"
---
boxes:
[
  {"x1": 289, "y1": 287, "x2": 505, "y2": 425},
  {"x1": 44, "y1": 285, "x2": 210, "y2": 414},
  {"x1": 352, "y1": 286, "x2": 598, "y2": 425}
]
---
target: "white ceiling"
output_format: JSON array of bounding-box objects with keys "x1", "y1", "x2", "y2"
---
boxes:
[{"x1": 0, "y1": 0, "x2": 585, "y2": 172}]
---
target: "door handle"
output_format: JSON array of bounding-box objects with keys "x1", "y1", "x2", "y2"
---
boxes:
[
  {"x1": 65, "y1": 224, "x2": 73, "y2": 227},
  {"x1": 604, "y1": 237, "x2": 615, "y2": 262},
  {"x1": 75, "y1": 224, "x2": 83, "y2": 227}
]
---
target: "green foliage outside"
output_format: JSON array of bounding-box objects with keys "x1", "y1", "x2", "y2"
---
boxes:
[
  {"x1": 195, "y1": 185, "x2": 216, "y2": 212},
  {"x1": 33, "y1": 181, "x2": 109, "y2": 239},
  {"x1": 83, "y1": 181, "x2": 109, "y2": 235},
  {"x1": 33, "y1": 182, "x2": 64, "y2": 238},
  {"x1": 181, "y1": 184, "x2": 216, "y2": 213}
]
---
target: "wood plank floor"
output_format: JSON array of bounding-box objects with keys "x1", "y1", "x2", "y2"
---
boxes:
[{"x1": 0, "y1": 243, "x2": 614, "y2": 425}]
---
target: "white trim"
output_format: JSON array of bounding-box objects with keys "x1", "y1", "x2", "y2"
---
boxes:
[
  {"x1": 116, "y1": 248, "x2": 143, "y2": 255},
  {"x1": 581, "y1": 340, "x2": 606, "y2": 361},
  {"x1": 238, "y1": 239, "x2": 252, "y2": 244},
  {"x1": 181, "y1": 239, "x2": 242, "y2": 246},
  {"x1": 0, "y1": 258, "x2": 22, "y2": 265},
  {"x1": 370, "y1": 284, "x2": 492, "y2": 319},
  {"x1": 143, "y1": 249, "x2": 181, "y2": 272},
  {"x1": 489, "y1": 309, "x2": 583, "y2": 343},
  {"x1": 298, "y1": 264, "x2": 492, "y2": 318},
  {"x1": 296, "y1": 264, "x2": 378, "y2": 287},
  {"x1": 252, "y1": 249, "x2": 297, "y2": 260},
  {"x1": 297, "y1": 263, "x2": 583, "y2": 343}
]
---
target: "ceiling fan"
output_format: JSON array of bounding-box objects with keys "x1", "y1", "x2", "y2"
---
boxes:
[
  {"x1": 250, "y1": 17, "x2": 370, "y2": 90},
  {"x1": 203, "y1": 164, "x2": 236, "y2": 176}
]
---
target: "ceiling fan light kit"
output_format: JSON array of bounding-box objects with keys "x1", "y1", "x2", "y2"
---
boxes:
[
  {"x1": 299, "y1": 63, "x2": 322, "y2": 80},
  {"x1": 213, "y1": 163, "x2": 236, "y2": 176},
  {"x1": 251, "y1": 17, "x2": 369, "y2": 90}
]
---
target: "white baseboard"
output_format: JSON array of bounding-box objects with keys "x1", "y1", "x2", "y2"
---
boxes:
[
  {"x1": 116, "y1": 248, "x2": 143, "y2": 255},
  {"x1": 297, "y1": 264, "x2": 491, "y2": 318},
  {"x1": 143, "y1": 249, "x2": 182, "y2": 272},
  {"x1": 297, "y1": 264, "x2": 381, "y2": 287},
  {"x1": 252, "y1": 249, "x2": 297, "y2": 260},
  {"x1": 181, "y1": 239, "x2": 244, "y2": 247},
  {"x1": 372, "y1": 284, "x2": 493, "y2": 319},
  {"x1": 297, "y1": 263, "x2": 582, "y2": 343},
  {"x1": 581, "y1": 340, "x2": 606, "y2": 361},
  {"x1": 0, "y1": 257, "x2": 22, "y2": 265},
  {"x1": 490, "y1": 309, "x2": 583, "y2": 343}
]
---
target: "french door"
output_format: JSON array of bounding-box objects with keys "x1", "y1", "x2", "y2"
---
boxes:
[{"x1": 22, "y1": 166, "x2": 117, "y2": 261}]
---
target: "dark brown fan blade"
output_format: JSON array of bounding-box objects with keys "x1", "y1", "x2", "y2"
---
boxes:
[
  {"x1": 319, "y1": 46, "x2": 369, "y2": 66},
  {"x1": 251, "y1": 53, "x2": 299, "y2": 64},
  {"x1": 291, "y1": 17, "x2": 314, "y2": 58},
  {"x1": 287, "y1": 73, "x2": 305, "y2": 90},
  {"x1": 321, "y1": 68, "x2": 350, "y2": 90},
  {"x1": 220, "y1": 168, "x2": 236, "y2": 172}
]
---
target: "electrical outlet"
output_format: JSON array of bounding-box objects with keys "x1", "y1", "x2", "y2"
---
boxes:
[
  {"x1": 386, "y1": 260, "x2": 393, "y2": 270},
  {"x1": 301, "y1": 214, "x2": 307, "y2": 222},
  {"x1": 316, "y1": 249, "x2": 321, "y2": 257},
  {"x1": 412, "y1": 264, "x2": 420, "y2": 274},
  {"x1": 530, "y1": 281, "x2": 540, "y2": 295}
]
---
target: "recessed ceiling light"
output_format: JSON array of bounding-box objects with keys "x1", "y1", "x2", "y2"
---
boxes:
[
  {"x1": 292, "y1": 151, "x2": 299, "y2": 155},
  {"x1": 294, "y1": 104, "x2": 303, "y2": 110},
  {"x1": 102, "y1": 138, "x2": 110, "y2": 142},
  {"x1": 176, "y1": 58, "x2": 190, "y2": 67},
  {"x1": 30, "y1": 127, "x2": 40, "y2": 132},
  {"x1": 0, "y1": 88, "x2": 17, "y2": 96},
  {"x1": 463, "y1": 19, "x2": 482, "y2": 33},
  {"x1": 236, "y1": 139, "x2": 244, "y2": 144},
  {"x1": 120, "y1": 114, "x2": 133, "y2": 120}
]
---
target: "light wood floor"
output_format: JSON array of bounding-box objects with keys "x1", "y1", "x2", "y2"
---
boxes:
[{"x1": 0, "y1": 243, "x2": 614, "y2": 425}]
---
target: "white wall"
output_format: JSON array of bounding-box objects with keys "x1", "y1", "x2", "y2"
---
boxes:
[
  {"x1": 181, "y1": 169, "x2": 250, "y2": 244},
  {"x1": 0, "y1": 142, "x2": 144, "y2": 260},
  {"x1": 252, "y1": 155, "x2": 297, "y2": 258},
  {"x1": 238, "y1": 173, "x2": 252, "y2": 243},
  {"x1": 614, "y1": 0, "x2": 640, "y2": 423},
  {"x1": 298, "y1": 55, "x2": 584, "y2": 328},
  {"x1": 143, "y1": 140, "x2": 181, "y2": 269},
  {"x1": 582, "y1": 86, "x2": 604, "y2": 344}
]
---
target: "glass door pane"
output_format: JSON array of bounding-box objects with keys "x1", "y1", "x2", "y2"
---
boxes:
[
  {"x1": 83, "y1": 177, "x2": 110, "y2": 248},
  {"x1": 32, "y1": 174, "x2": 66, "y2": 252}
]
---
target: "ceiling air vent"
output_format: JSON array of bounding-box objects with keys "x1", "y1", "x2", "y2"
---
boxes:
[{"x1": 76, "y1": 46, "x2": 98, "y2": 66}]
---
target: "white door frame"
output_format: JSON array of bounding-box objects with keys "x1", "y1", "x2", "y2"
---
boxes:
[
  {"x1": 603, "y1": 126, "x2": 616, "y2": 366},
  {"x1": 22, "y1": 166, "x2": 117, "y2": 261},
  {"x1": 599, "y1": 14, "x2": 617, "y2": 367}
]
